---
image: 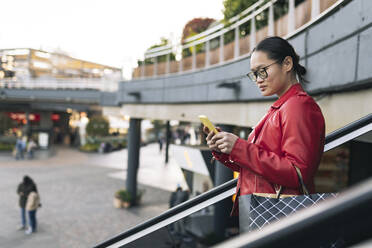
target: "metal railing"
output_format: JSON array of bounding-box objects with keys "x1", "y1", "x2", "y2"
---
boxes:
[
  {"x1": 0, "y1": 77, "x2": 119, "y2": 92},
  {"x1": 134, "y1": 0, "x2": 343, "y2": 79},
  {"x1": 93, "y1": 113, "x2": 372, "y2": 248}
]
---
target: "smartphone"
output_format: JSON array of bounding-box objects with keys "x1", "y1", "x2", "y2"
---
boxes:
[{"x1": 198, "y1": 115, "x2": 219, "y2": 134}]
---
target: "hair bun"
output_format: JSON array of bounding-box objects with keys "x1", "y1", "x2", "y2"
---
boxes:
[{"x1": 297, "y1": 64, "x2": 306, "y2": 76}]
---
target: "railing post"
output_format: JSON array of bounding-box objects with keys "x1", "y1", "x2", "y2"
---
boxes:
[
  {"x1": 250, "y1": 16, "x2": 256, "y2": 51},
  {"x1": 140, "y1": 63, "x2": 145, "y2": 79},
  {"x1": 192, "y1": 45, "x2": 196, "y2": 71},
  {"x1": 154, "y1": 57, "x2": 157, "y2": 77},
  {"x1": 268, "y1": 4, "x2": 275, "y2": 36},
  {"x1": 288, "y1": 0, "x2": 295, "y2": 33},
  {"x1": 179, "y1": 55, "x2": 183, "y2": 74},
  {"x1": 311, "y1": 0, "x2": 320, "y2": 20},
  {"x1": 166, "y1": 53, "x2": 170, "y2": 74},
  {"x1": 234, "y1": 26, "x2": 240, "y2": 59},
  {"x1": 205, "y1": 40, "x2": 210, "y2": 68},
  {"x1": 219, "y1": 34, "x2": 224, "y2": 64}
]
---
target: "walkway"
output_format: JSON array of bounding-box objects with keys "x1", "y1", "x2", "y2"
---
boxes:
[{"x1": 0, "y1": 143, "x2": 187, "y2": 248}]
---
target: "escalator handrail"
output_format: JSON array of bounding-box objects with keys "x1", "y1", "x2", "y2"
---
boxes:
[
  {"x1": 325, "y1": 113, "x2": 372, "y2": 144},
  {"x1": 93, "y1": 113, "x2": 372, "y2": 248},
  {"x1": 94, "y1": 178, "x2": 237, "y2": 248}
]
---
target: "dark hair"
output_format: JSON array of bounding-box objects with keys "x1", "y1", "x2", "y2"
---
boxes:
[
  {"x1": 253, "y1": 36, "x2": 307, "y2": 84},
  {"x1": 23, "y1": 175, "x2": 34, "y2": 185},
  {"x1": 23, "y1": 175, "x2": 37, "y2": 192}
]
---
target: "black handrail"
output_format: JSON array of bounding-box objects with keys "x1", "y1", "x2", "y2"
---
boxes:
[
  {"x1": 325, "y1": 113, "x2": 372, "y2": 144},
  {"x1": 93, "y1": 178, "x2": 237, "y2": 248},
  {"x1": 93, "y1": 113, "x2": 372, "y2": 248}
]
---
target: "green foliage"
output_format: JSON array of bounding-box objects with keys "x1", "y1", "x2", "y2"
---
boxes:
[
  {"x1": 82, "y1": 136, "x2": 127, "y2": 152},
  {"x1": 0, "y1": 113, "x2": 14, "y2": 135},
  {"x1": 223, "y1": 0, "x2": 258, "y2": 22},
  {"x1": 0, "y1": 135, "x2": 16, "y2": 151},
  {"x1": 181, "y1": 17, "x2": 215, "y2": 56},
  {"x1": 181, "y1": 18, "x2": 216, "y2": 43},
  {"x1": 221, "y1": 0, "x2": 301, "y2": 45},
  {"x1": 115, "y1": 189, "x2": 145, "y2": 203},
  {"x1": 115, "y1": 189, "x2": 132, "y2": 202},
  {"x1": 0, "y1": 143, "x2": 14, "y2": 151},
  {"x1": 86, "y1": 116, "x2": 109, "y2": 137},
  {"x1": 79, "y1": 143, "x2": 100, "y2": 152},
  {"x1": 137, "y1": 37, "x2": 176, "y2": 66}
]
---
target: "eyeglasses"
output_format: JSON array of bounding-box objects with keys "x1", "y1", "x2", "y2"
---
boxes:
[{"x1": 246, "y1": 61, "x2": 278, "y2": 82}]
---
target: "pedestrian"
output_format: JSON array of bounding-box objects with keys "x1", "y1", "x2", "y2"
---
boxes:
[
  {"x1": 26, "y1": 138, "x2": 37, "y2": 159},
  {"x1": 158, "y1": 133, "x2": 164, "y2": 153},
  {"x1": 15, "y1": 137, "x2": 24, "y2": 160},
  {"x1": 204, "y1": 36, "x2": 325, "y2": 218},
  {"x1": 17, "y1": 176, "x2": 35, "y2": 230},
  {"x1": 168, "y1": 185, "x2": 189, "y2": 236},
  {"x1": 25, "y1": 183, "x2": 41, "y2": 234}
]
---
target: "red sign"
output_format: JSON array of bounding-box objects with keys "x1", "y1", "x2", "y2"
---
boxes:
[
  {"x1": 7, "y1": 112, "x2": 40, "y2": 122},
  {"x1": 51, "y1": 114, "x2": 60, "y2": 121}
]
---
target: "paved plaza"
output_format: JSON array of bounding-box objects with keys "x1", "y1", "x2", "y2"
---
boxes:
[{"x1": 0, "y1": 144, "x2": 187, "y2": 248}]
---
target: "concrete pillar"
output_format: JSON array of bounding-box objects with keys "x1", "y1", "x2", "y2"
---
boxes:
[
  {"x1": 214, "y1": 124, "x2": 234, "y2": 237},
  {"x1": 192, "y1": 46, "x2": 196, "y2": 71},
  {"x1": 165, "y1": 120, "x2": 170, "y2": 164},
  {"x1": 205, "y1": 40, "x2": 210, "y2": 68},
  {"x1": 268, "y1": 4, "x2": 275, "y2": 36},
  {"x1": 311, "y1": 0, "x2": 320, "y2": 20},
  {"x1": 126, "y1": 118, "x2": 142, "y2": 206},
  {"x1": 234, "y1": 26, "x2": 240, "y2": 59},
  {"x1": 288, "y1": 0, "x2": 295, "y2": 33},
  {"x1": 250, "y1": 17, "x2": 256, "y2": 51}
]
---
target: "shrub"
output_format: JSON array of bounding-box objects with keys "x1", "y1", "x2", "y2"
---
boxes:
[
  {"x1": 79, "y1": 143, "x2": 100, "y2": 152},
  {"x1": 115, "y1": 189, "x2": 132, "y2": 202},
  {"x1": 86, "y1": 116, "x2": 109, "y2": 137}
]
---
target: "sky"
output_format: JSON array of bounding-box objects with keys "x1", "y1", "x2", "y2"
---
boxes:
[{"x1": 0, "y1": 0, "x2": 224, "y2": 79}]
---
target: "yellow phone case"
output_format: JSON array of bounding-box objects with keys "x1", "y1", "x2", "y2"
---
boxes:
[{"x1": 198, "y1": 115, "x2": 219, "y2": 134}]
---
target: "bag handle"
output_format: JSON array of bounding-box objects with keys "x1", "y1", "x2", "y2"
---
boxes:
[
  {"x1": 294, "y1": 166, "x2": 310, "y2": 195},
  {"x1": 275, "y1": 165, "x2": 309, "y2": 199}
]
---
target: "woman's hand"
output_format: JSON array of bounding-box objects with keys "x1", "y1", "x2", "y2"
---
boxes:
[
  {"x1": 203, "y1": 126, "x2": 239, "y2": 154},
  {"x1": 203, "y1": 126, "x2": 220, "y2": 152}
]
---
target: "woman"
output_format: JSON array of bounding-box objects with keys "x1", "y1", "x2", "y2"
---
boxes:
[
  {"x1": 204, "y1": 36, "x2": 325, "y2": 216},
  {"x1": 17, "y1": 175, "x2": 35, "y2": 230},
  {"x1": 25, "y1": 183, "x2": 41, "y2": 234}
]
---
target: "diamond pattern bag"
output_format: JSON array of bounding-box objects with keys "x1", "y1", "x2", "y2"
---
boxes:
[{"x1": 239, "y1": 167, "x2": 344, "y2": 247}]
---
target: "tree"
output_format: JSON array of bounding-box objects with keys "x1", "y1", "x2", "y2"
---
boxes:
[
  {"x1": 222, "y1": 0, "x2": 258, "y2": 22},
  {"x1": 86, "y1": 116, "x2": 109, "y2": 137},
  {"x1": 137, "y1": 37, "x2": 176, "y2": 66},
  {"x1": 222, "y1": 0, "x2": 295, "y2": 44},
  {"x1": 181, "y1": 18, "x2": 216, "y2": 43},
  {"x1": 181, "y1": 17, "x2": 216, "y2": 57}
]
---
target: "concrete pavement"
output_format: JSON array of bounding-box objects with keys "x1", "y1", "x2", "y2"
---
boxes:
[{"x1": 0, "y1": 143, "x2": 187, "y2": 248}]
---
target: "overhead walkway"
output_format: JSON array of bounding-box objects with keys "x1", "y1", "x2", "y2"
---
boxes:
[
  {"x1": 93, "y1": 113, "x2": 372, "y2": 248},
  {"x1": 117, "y1": 0, "x2": 372, "y2": 134}
]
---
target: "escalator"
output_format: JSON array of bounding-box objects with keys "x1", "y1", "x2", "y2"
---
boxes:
[{"x1": 94, "y1": 113, "x2": 372, "y2": 248}]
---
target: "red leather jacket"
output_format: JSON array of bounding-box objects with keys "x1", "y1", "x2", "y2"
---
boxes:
[{"x1": 213, "y1": 83, "x2": 325, "y2": 215}]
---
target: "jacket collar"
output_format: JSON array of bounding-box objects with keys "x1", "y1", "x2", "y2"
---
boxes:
[{"x1": 271, "y1": 83, "x2": 304, "y2": 109}]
